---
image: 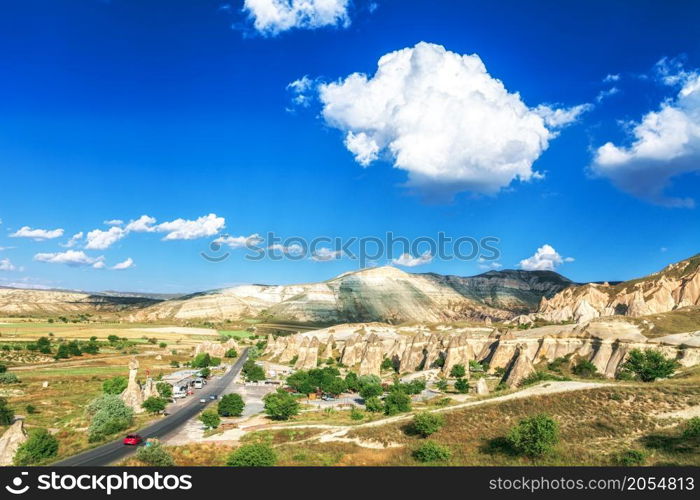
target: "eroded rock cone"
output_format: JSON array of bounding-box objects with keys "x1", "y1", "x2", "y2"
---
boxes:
[
  {"x1": 500, "y1": 345, "x2": 535, "y2": 389},
  {"x1": 474, "y1": 377, "x2": 489, "y2": 395},
  {"x1": 0, "y1": 419, "x2": 28, "y2": 466},
  {"x1": 121, "y1": 356, "x2": 145, "y2": 413}
]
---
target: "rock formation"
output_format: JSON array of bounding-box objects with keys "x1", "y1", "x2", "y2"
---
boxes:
[
  {"x1": 474, "y1": 377, "x2": 489, "y2": 395},
  {"x1": 142, "y1": 378, "x2": 159, "y2": 399},
  {"x1": 0, "y1": 419, "x2": 27, "y2": 466},
  {"x1": 121, "y1": 356, "x2": 145, "y2": 413},
  {"x1": 193, "y1": 338, "x2": 239, "y2": 358},
  {"x1": 500, "y1": 345, "x2": 535, "y2": 388},
  {"x1": 295, "y1": 337, "x2": 319, "y2": 370},
  {"x1": 358, "y1": 336, "x2": 383, "y2": 376},
  {"x1": 322, "y1": 334, "x2": 335, "y2": 361}
]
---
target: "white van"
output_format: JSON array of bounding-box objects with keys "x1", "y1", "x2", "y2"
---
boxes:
[{"x1": 193, "y1": 378, "x2": 204, "y2": 389}]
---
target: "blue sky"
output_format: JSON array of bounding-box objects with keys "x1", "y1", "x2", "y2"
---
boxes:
[{"x1": 1, "y1": 0, "x2": 700, "y2": 293}]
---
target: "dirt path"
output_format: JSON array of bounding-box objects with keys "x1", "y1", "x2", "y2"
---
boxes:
[{"x1": 11, "y1": 351, "x2": 155, "y2": 371}]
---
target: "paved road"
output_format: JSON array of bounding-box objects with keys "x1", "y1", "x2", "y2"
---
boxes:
[{"x1": 53, "y1": 348, "x2": 249, "y2": 466}]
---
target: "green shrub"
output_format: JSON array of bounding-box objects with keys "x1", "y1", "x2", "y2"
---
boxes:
[
  {"x1": 383, "y1": 391, "x2": 411, "y2": 416},
  {"x1": 0, "y1": 372, "x2": 20, "y2": 384},
  {"x1": 364, "y1": 396, "x2": 383, "y2": 413},
  {"x1": 350, "y1": 408, "x2": 364, "y2": 421},
  {"x1": 622, "y1": 349, "x2": 679, "y2": 382},
  {"x1": 86, "y1": 394, "x2": 134, "y2": 442},
  {"x1": 218, "y1": 393, "x2": 245, "y2": 417},
  {"x1": 199, "y1": 410, "x2": 221, "y2": 429},
  {"x1": 14, "y1": 428, "x2": 59, "y2": 465},
  {"x1": 225, "y1": 348, "x2": 238, "y2": 358},
  {"x1": 614, "y1": 449, "x2": 646, "y2": 466},
  {"x1": 242, "y1": 360, "x2": 266, "y2": 382},
  {"x1": 520, "y1": 371, "x2": 569, "y2": 387},
  {"x1": 506, "y1": 414, "x2": 559, "y2": 457},
  {"x1": 682, "y1": 417, "x2": 700, "y2": 439},
  {"x1": 412, "y1": 441, "x2": 451, "y2": 462},
  {"x1": 102, "y1": 376, "x2": 128, "y2": 395},
  {"x1": 436, "y1": 379, "x2": 448, "y2": 391},
  {"x1": 0, "y1": 364, "x2": 6, "y2": 373},
  {"x1": 142, "y1": 397, "x2": 168, "y2": 414},
  {"x1": 136, "y1": 442, "x2": 174, "y2": 466},
  {"x1": 0, "y1": 397, "x2": 14, "y2": 425},
  {"x1": 572, "y1": 359, "x2": 598, "y2": 378},
  {"x1": 227, "y1": 444, "x2": 277, "y2": 467},
  {"x1": 359, "y1": 383, "x2": 383, "y2": 400},
  {"x1": 263, "y1": 390, "x2": 299, "y2": 420},
  {"x1": 25, "y1": 404, "x2": 37, "y2": 414},
  {"x1": 449, "y1": 364, "x2": 466, "y2": 378},
  {"x1": 411, "y1": 412, "x2": 445, "y2": 437},
  {"x1": 454, "y1": 378, "x2": 469, "y2": 393},
  {"x1": 156, "y1": 382, "x2": 173, "y2": 399},
  {"x1": 191, "y1": 353, "x2": 211, "y2": 368}
]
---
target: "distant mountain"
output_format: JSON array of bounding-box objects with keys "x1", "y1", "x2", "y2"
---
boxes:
[
  {"x1": 519, "y1": 254, "x2": 700, "y2": 324},
  {"x1": 128, "y1": 266, "x2": 572, "y2": 324},
  {"x1": 0, "y1": 288, "x2": 160, "y2": 316}
]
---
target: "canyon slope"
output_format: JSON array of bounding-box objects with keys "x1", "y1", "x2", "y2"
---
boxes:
[
  {"x1": 518, "y1": 254, "x2": 700, "y2": 324},
  {"x1": 127, "y1": 266, "x2": 572, "y2": 324}
]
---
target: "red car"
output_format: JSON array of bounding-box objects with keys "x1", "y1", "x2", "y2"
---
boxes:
[{"x1": 123, "y1": 434, "x2": 143, "y2": 446}]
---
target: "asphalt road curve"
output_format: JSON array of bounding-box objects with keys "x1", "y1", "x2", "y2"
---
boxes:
[{"x1": 53, "y1": 348, "x2": 249, "y2": 466}]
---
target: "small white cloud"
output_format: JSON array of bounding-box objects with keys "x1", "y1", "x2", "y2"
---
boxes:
[
  {"x1": 311, "y1": 247, "x2": 343, "y2": 261},
  {"x1": 157, "y1": 214, "x2": 226, "y2": 241},
  {"x1": 519, "y1": 244, "x2": 573, "y2": 272},
  {"x1": 591, "y1": 63, "x2": 700, "y2": 207},
  {"x1": 269, "y1": 243, "x2": 304, "y2": 255},
  {"x1": 478, "y1": 258, "x2": 503, "y2": 270},
  {"x1": 104, "y1": 219, "x2": 124, "y2": 226},
  {"x1": 287, "y1": 75, "x2": 315, "y2": 108},
  {"x1": 92, "y1": 261, "x2": 106, "y2": 270},
  {"x1": 214, "y1": 234, "x2": 263, "y2": 249},
  {"x1": 392, "y1": 251, "x2": 433, "y2": 267},
  {"x1": 243, "y1": 0, "x2": 351, "y2": 36},
  {"x1": 0, "y1": 258, "x2": 17, "y2": 271},
  {"x1": 10, "y1": 226, "x2": 64, "y2": 240},
  {"x1": 604, "y1": 73, "x2": 621, "y2": 82},
  {"x1": 34, "y1": 250, "x2": 105, "y2": 268},
  {"x1": 316, "y1": 42, "x2": 589, "y2": 198},
  {"x1": 85, "y1": 226, "x2": 126, "y2": 250},
  {"x1": 125, "y1": 215, "x2": 157, "y2": 233},
  {"x1": 595, "y1": 86, "x2": 620, "y2": 103},
  {"x1": 534, "y1": 103, "x2": 592, "y2": 128},
  {"x1": 111, "y1": 257, "x2": 134, "y2": 270},
  {"x1": 61, "y1": 232, "x2": 84, "y2": 248}
]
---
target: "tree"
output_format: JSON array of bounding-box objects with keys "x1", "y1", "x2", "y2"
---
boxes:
[
  {"x1": 622, "y1": 349, "x2": 679, "y2": 382},
  {"x1": 218, "y1": 393, "x2": 245, "y2": 417},
  {"x1": 436, "y1": 379, "x2": 448, "y2": 391},
  {"x1": 322, "y1": 377, "x2": 347, "y2": 396},
  {"x1": 344, "y1": 372, "x2": 360, "y2": 392},
  {"x1": 13, "y1": 428, "x2": 59, "y2": 465},
  {"x1": 102, "y1": 376, "x2": 128, "y2": 395},
  {"x1": 682, "y1": 417, "x2": 700, "y2": 439},
  {"x1": 572, "y1": 359, "x2": 598, "y2": 378},
  {"x1": 142, "y1": 397, "x2": 168, "y2": 414},
  {"x1": 0, "y1": 397, "x2": 14, "y2": 425},
  {"x1": 199, "y1": 410, "x2": 221, "y2": 429},
  {"x1": 454, "y1": 378, "x2": 469, "y2": 394},
  {"x1": 199, "y1": 367, "x2": 211, "y2": 378},
  {"x1": 364, "y1": 396, "x2": 383, "y2": 413},
  {"x1": 263, "y1": 390, "x2": 299, "y2": 420},
  {"x1": 507, "y1": 414, "x2": 559, "y2": 457},
  {"x1": 82, "y1": 341, "x2": 100, "y2": 354},
  {"x1": 0, "y1": 364, "x2": 6, "y2": 374},
  {"x1": 450, "y1": 364, "x2": 466, "y2": 378},
  {"x1": 227, "y1": 444, "x2": 277, "y2": 467},
  {"x1": 384, "y1": 391, "x2": 411, "y2": 416},
  {"x1": 359, "y1": 383, "x2": 383, "y2": 400},
  {"x1": 225, "y1": 348, "x2": 238, "y2": 358},
  {"x1": 242, "y1": 360, "x2": 265, "y2": 382},
  {"x1": 411, "y1": 412, "x2": 445, "y2": 437},
  {"x1": 136, "y1": 442, "x2": 174, "y2": 466},
  {"x1": 37, "y1": 337, "x2": 52, "y2": 354},
  {"x1": 412, "y1": 441, "x2": 451, "y2": 463},
  {"x1": 107, "y1": 335, "x2": 120, "y2": 343},
  {"x1": 54, "y1": 344, "x2": 71, "y2": 359},
  {"x1": 157, "y1": 382, "x2": 173, "y2": 399},
  {"x1": 67, "y1": 341, "x2": 82, "y2": 356},
  {"x1": 191, "y1": 353, "x2": 211, "y2": 368},
  {"x1": 381, "y1": 358, "x2": 395, "y2": 372}
]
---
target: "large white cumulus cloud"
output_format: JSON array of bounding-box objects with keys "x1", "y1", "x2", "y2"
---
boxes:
[
  {"x1": 591, "y1": 68, "x2": 700, "y2": 208},
  {"x1": 316, "y1": 42, "x2": 585, "y2": 198},
  {"x1": 243, "y1": 0, "x2": 350, "y2": 36}
]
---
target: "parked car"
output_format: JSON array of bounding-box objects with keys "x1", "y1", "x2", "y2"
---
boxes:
[
  {"x1": 199, "y1": 398, "x2": 207, "y2": 403},
  {"x1": 209, "y1": 394, "x2": 218, "y2": 400},
  {"x1": 123, "y1": 434, "x2": 143, "y2": 446}
]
